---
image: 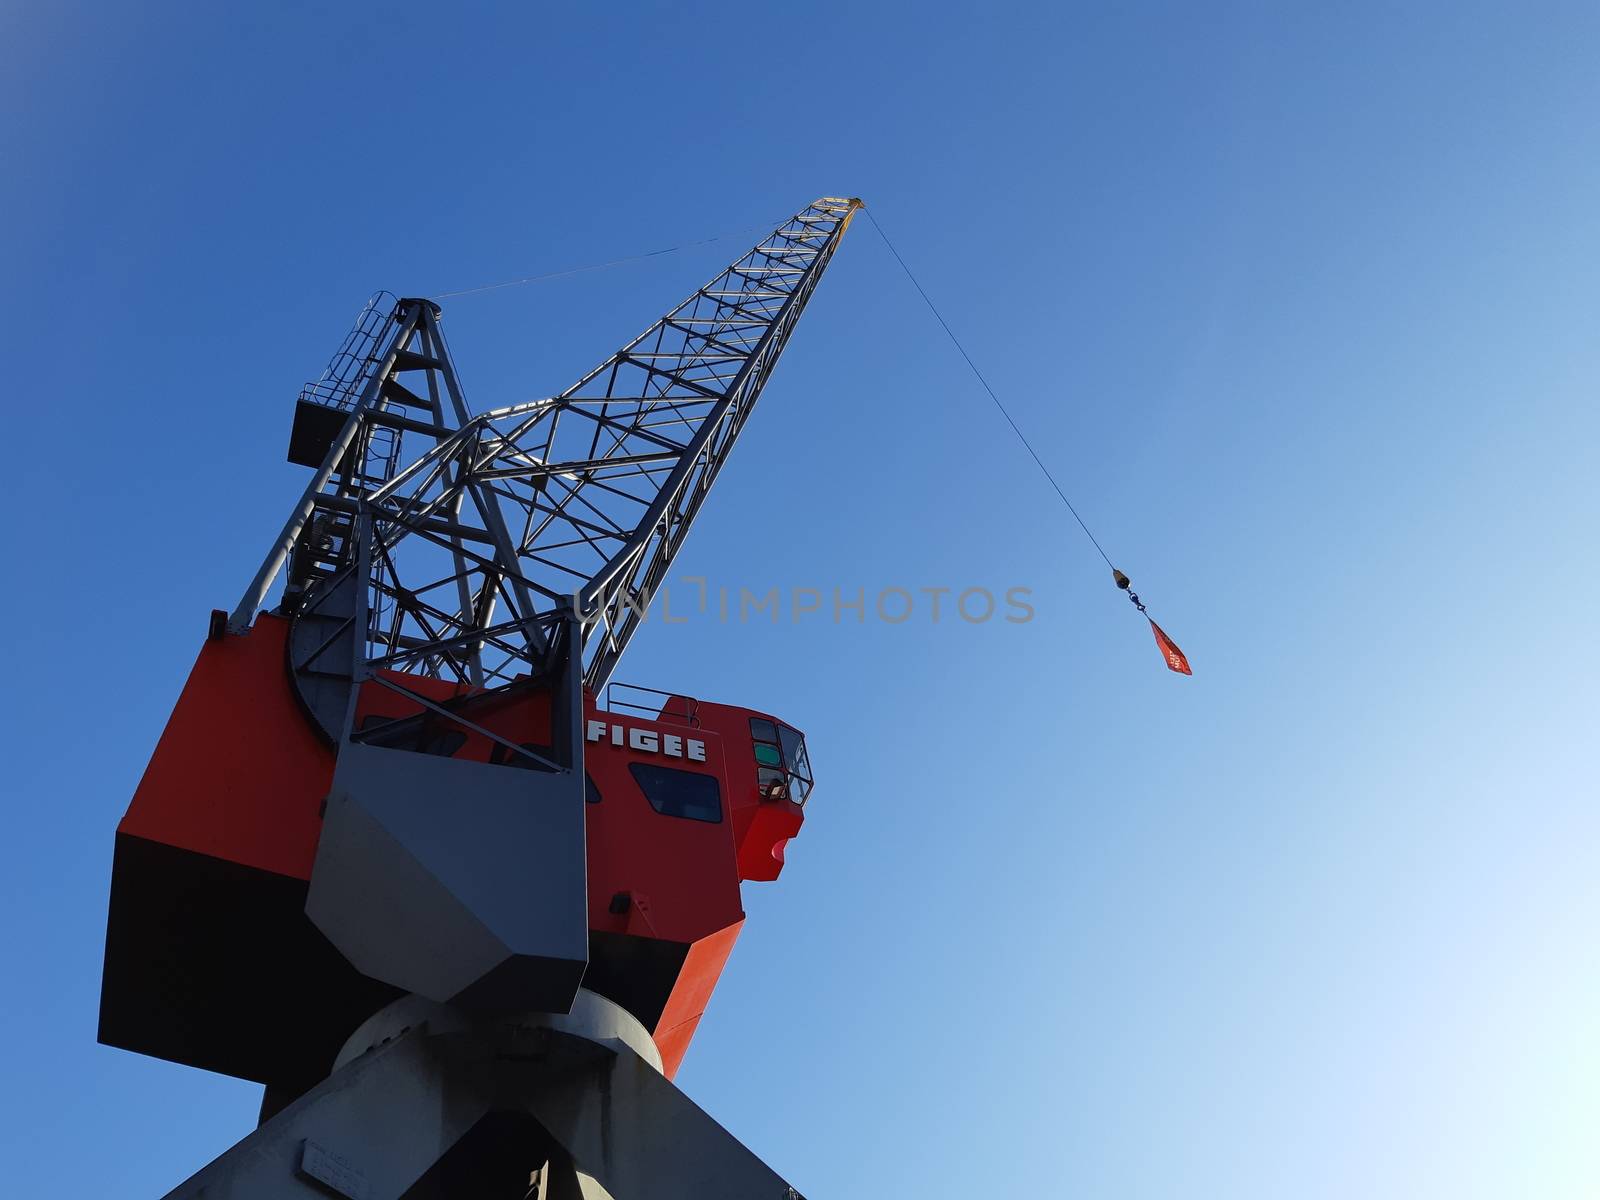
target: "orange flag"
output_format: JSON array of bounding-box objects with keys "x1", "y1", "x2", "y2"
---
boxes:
[{"x1": 1149, "y1": 620, "x2": 1192, "y2": 675}]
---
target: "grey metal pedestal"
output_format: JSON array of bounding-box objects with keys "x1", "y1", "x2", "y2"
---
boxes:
[{"x1": 160, "y1": 990, "x2": 803, "y2": 1200}]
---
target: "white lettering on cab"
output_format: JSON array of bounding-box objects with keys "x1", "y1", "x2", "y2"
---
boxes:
[{"x1": 587, "y1": 718, "x2": 707, "y2": 764}]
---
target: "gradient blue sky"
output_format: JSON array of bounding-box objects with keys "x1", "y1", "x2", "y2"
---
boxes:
[{"x1": 3, "y1": 3, "x2": 1597, "y2": 1196}]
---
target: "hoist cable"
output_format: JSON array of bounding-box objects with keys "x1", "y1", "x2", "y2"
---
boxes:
[
  {"x1": 862, "y1": 204, "x2": 1192, "y2": 675},
  {"x1": 861, "y1": 206, "x2": 1115, "y2": 571}
]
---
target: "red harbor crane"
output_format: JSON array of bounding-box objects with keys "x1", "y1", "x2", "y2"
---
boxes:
[{"x1": 100, "y1": 197, "x2": 860, "y2": 1199}]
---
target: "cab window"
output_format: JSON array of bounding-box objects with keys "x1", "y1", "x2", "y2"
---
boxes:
[{"x1": 629, "y1": 763, "x2": 722, "y2": 823}]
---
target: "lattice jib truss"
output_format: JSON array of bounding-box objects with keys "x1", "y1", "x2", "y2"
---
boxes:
[{"x1": 233, "y1": 197, "x2": 861, "y2": 698}]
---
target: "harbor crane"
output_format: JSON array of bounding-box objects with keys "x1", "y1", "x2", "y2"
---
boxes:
[{"x1": 100, "y1": 197, "x2": 860, "y2": 1199}]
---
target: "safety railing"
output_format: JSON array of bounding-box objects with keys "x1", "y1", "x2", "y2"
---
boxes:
[
  {"x1": 299, "y1": 291, "x2": 398, "y2": 413},
  {"x1": 602, "y1": 682, "x2": 699, "y2": 726}
]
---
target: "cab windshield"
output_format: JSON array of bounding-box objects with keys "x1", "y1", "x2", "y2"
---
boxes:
[{"x1": 749, "y1": 718, "x2": 813, "y2": 803}]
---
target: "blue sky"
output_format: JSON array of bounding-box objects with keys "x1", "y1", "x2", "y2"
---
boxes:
[{"x1": 3, "y1": 2, "x2": 1597, "y2": 1196}]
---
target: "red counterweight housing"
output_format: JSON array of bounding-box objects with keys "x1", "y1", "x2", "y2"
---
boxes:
[{"x1": 99, "y1": 614, "x2": 812, "y2": 1090}]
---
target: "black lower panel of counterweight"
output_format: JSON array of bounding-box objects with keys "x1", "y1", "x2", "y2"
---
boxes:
[{"x1": 99, "y1": 834, "x2": 400, "y2": 1092}]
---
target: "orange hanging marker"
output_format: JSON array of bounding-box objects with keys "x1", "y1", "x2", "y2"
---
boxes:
[{"x1": 1113, "y1": 569, "x2": 1192, "y2": 676}]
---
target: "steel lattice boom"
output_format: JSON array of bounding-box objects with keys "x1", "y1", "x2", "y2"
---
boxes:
[{"x1": 232, "y1": 197, "x2": 860, "y2": 702}]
